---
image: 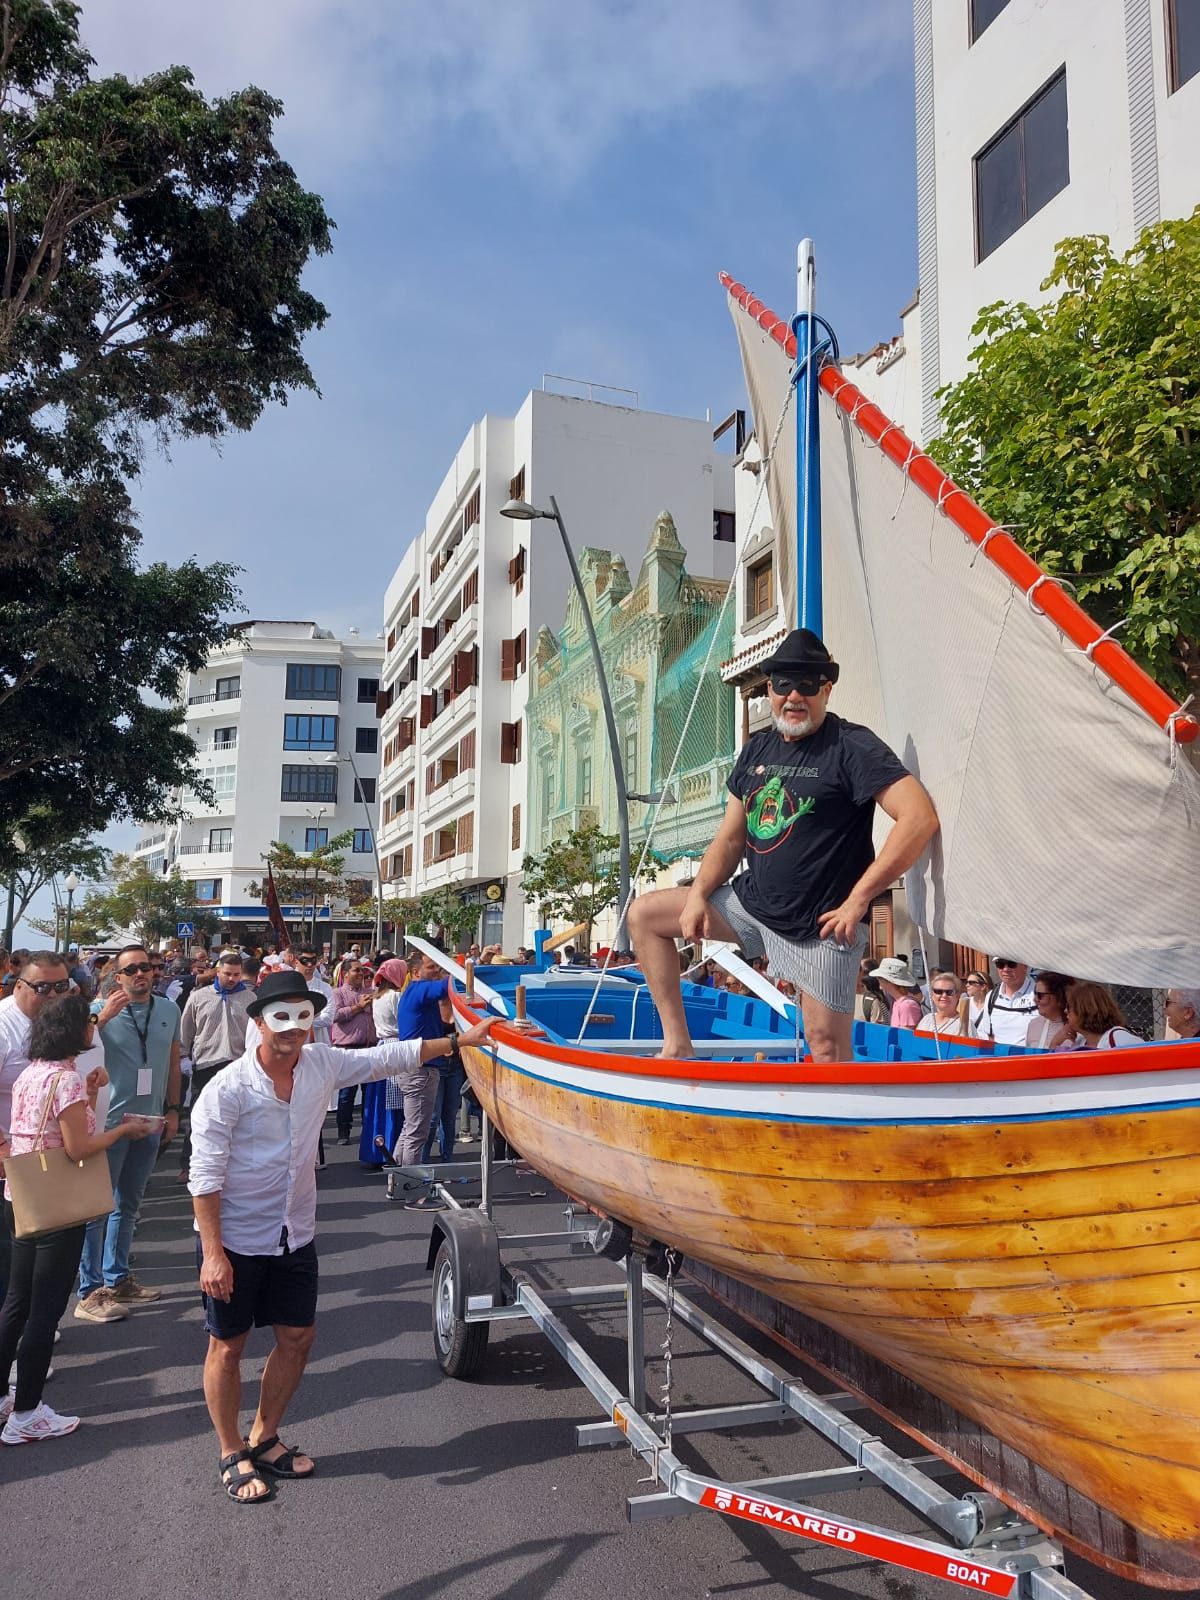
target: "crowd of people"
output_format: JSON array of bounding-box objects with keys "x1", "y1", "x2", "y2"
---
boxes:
[{"x1": 0, "y1": 928, "x2": 1195, "y2": 1470}]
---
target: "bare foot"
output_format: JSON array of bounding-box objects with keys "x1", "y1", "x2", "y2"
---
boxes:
[{"x1": 656, "y1": 1038, "x2": 693, "y2": 1061}]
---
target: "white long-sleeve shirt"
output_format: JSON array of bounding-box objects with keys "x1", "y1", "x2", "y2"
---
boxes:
[{"x1": 188, "y1": 1036, "x2": 426, "y2": 1255}]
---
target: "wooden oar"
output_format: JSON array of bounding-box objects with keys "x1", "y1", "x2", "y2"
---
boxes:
[{"x1": 403, "y1": 934, "x2": 511, "y2": 1017}]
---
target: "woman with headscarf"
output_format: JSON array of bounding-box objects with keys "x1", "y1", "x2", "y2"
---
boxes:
[{"x1": 358, "y1": 958, "x2": 409, "y2": 1167}]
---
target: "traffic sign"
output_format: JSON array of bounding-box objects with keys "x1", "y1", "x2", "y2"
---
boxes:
[{"x1": 176, "y1": 921, "x2": 194, "y2": 937}]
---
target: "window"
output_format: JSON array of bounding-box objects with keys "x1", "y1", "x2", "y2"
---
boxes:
[
  {"x1": 975, "y1": 70, "x2": 1068, "y2": 262},
  {"x1": 284, "y1": 714, "x2": 338, "y2": 750},
  {"x1": 285, "y1": 663, "x2": 341, "y2": 700},
  {"x1": 746, "y1": 554, "x2": 774, "y2": 620},
  {"x1": 355, "y1": 726, "x2": 378, "y2": 754},
  {"x1": 623, "y1": 723, "x2": 638, "y2": 791},
  {"x1": 209, "y1": 827, "x2": 232, "y2": 851},
  {"x1": 509, "y1": 466, "x2": 525, "y2": 503},
  {"x1": 508, "y1": 546, "x2": 526, "y2": 586},
  {"x1": 352, "y1": 828, "x2": 372, "y2": 853},
  {"x1": 195, "y1": 878, "x2": 221, "y2": 902},
  {"x1": 353, "y1": 775, "x2": 376, "y2": 804},
  {"x1": 500, "y1": 630, "x2": 527, "y2": 680},
  {"x1": 1169, "y1": 0, "x2": 1200, "y2": 91},
  {"x1": 213, "y1": 726, "x2": 237, "y2": 750},
  {"x1": 578, "y1": 752, "x2": 593, "y2": 807},
  {"x1": 281, "y1": 765, "x2": 337, "y2": 802},
  {"x1": 511, "y1": 803, "x2": 521, "y2": 851},
  {"x1": 215, "y1": 675, "x2": 240, "y2": 701},
  {"x1": 500, "y1": 720, "x2": 522, "y2": 764},
  {"x1": 304, "y1": 827, "x2": 329, "y2": 851},
  {"x1": 357, "y1": 677, "x2": 379, "y2": 702},
  {"x1": 541, "y1": 764, "x2": 556, "y2": 824},
  {"x1": 713, "y1": 510, "x2": 736, "y2": 543},
  {"x1": 209, "y1": 764, "x2": 237, "y2": 801},
  {"x1": 970, "y1": 0, "x2": 1011, "y2": 41}
]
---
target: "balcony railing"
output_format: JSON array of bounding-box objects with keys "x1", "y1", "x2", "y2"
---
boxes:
[
  {"x1": 188, "y1": 689, "x2": 241, "y2": 705},
  {"x1": 178, "y1": 842, "x2": 233, "y2": 855},
  {"x1": 210, "y1": 739, "x2": 238, "y2": 752}
]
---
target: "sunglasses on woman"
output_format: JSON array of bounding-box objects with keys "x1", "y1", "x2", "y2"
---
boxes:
[{"x1": 931, "y1": 988, "x2": 958, "y2": 997}]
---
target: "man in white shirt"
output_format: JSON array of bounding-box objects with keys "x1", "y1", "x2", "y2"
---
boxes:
[
  {"x1": 975, "y1": 959, "x2": 1038, "y2": 1046},
  {"x1": 189, "y1": 969, "x2": 493, "y2": 1504}
]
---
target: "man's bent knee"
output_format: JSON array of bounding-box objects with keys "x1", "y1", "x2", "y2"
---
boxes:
[
  {"x1": 629, "y1": 886, "x2": 688, "y2": 940},
  {"x1": 274, "y1": 1322, "x2": 316, "y2": 1356}
]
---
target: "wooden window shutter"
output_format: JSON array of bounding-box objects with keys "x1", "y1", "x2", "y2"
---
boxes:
[
  {"x1": 464, "y1": 487, "x2": 481, "y2": 529},
  {"x1": 507, "y1": 546, "x2": 526, "y2": 586},
  {"x1": 411, "y1": 592, "x2": 420, "y2": 618},
  {"x1": 500, "y1": 721, "x2": 517, "y2": 764},
  {"x1": 423, "y1": 832, "x2": 434, "y2": 866},
  {"x1": 375, "y1": 688, "x2": 387, "y2": 718},
  {"x1": 511, "y1": 803, "x2": 521, "y2": 850},
  {"x1": 500, "y1": 638, "x2": 516, "y2": 681},
  {"x1": 459, "y1": 731, "x2": 476, "y2": 768},
  {"x1": 509, "y1": 467, "x2": 525, "y2": 503},
  {"x1": 462, "y1": 569, "x2": 478, "y2": 607},
  {"x1": 407, "y1": 779, "x2": 415, "y2": 806},
  {"x1": 514, "y1": 717, "x2": 522, "y2": 761},
  {"x1": 421, "y1": 625, "x2": 436, "y2": 658},
  {"x1": 458, "y1": 811, "x2": 474, "y2": 853},
  {"x1": 425, "y1": 762, "x2": 435, "y2": 795},
  {"x1": 387, "y1": 627, "x2": 396, "y2": 651},
  {"x1": 516, "y1": 628, "x2": 527, "y2": 671},
  {"x1": 419, "y1": 694, "x2": 433, "y2": 729}
]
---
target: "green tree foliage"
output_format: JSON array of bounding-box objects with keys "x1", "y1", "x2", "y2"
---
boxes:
[
  {"x1": 2, "y1": 816, "x2": 107, "y2": 928},
  {"x1": 247, "y1": 831, "x2": 355, "y2": 912},
  {"x1": 77, "y1": 852, "x2": 219, "y2": 944},
  {"x1": 0, "y1": 0, "x2": 334, "y2": 833},
  {"x1": 418, "y1": 886, "x2": 483, "y2": 951},
  {"x1": 523, "y1": 823, "x2": 659, "y2": 951},
  {"x1": 932, "y1": 217, "x2": 1200, "y2": 699}
]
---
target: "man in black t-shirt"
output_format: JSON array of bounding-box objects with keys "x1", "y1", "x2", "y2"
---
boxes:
[{"x1": 628, "y1": 629, "x2": 939, "y2": 1063}]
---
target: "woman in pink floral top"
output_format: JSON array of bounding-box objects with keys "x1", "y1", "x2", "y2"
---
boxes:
[{"x1": 0, "y1": 994, "x2": 149, "y2": 1446}]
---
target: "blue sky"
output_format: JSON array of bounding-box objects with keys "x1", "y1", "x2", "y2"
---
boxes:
[{"x1": 17, "y1": 1, "x2": 919, "y2": 942}]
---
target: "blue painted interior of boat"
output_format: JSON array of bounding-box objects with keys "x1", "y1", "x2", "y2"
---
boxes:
[{"x1": 463, "y1": 967, "x2": 1035, "y2": 1062}]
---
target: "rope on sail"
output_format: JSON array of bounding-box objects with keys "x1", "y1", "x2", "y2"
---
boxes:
[{"x1": 575, "y1": 380, "x2": 797, "y2": 1043}]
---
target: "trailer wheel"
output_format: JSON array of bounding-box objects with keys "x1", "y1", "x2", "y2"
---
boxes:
[{"x1": 432, "y1": 1239, "x2": 489, "y2": 1377}]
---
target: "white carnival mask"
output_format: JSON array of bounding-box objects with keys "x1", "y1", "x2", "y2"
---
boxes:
[{"x1": 262, "y1": 999, "x2": 316, "y2": 1034}]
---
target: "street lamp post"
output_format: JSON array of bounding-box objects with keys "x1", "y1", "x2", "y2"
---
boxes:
[
  {"x1": 63, "y1": 871, "x2": 80, "y2": 952},
  {"x1": 326, "y1": 753, "x2": 383, "y2": 954},
  {"x1": 502, "y1": 494, "x2": 634, "y2": 943}
]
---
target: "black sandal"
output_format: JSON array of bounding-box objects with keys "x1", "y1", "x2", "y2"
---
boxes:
[
  {"x1": 220, "y1": 1448, "x2": 272, "y2": 1503},
  {"x1": 249, "y1": 1432, "x2": 315, "y2": 1479}
]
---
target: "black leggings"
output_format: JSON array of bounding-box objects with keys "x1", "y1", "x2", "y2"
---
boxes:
[{"x1": 0, "y1": 1221, "x2": 86, "y2": 1411}]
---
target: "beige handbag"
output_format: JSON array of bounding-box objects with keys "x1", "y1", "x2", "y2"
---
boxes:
[{"x1": 5, "y1": 1069, "x2": 115, "y2": 1241}]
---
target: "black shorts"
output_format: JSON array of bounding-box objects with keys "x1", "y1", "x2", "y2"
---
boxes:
[{"x1": 197, "y1": 1237, "x2": 319, "y2": 1340}]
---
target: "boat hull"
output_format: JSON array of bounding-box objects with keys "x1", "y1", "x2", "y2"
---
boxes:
[{"x1": 460, "y1": 1026, "x2": 1200, "y2": 1586}]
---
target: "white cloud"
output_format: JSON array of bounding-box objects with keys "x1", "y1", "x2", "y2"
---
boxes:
[{"x1": 76, "y1": 0, "x2": 910, "y2": 185}]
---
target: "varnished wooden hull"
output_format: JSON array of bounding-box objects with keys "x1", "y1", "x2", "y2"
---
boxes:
[{"x1": 458, "y1": 1017, "x2": 1200, "y2": 1587}]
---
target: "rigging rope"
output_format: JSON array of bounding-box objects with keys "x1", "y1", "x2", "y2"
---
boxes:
[{"x1": 574, "y1": 380, "x2": 797, "y2": 1042}]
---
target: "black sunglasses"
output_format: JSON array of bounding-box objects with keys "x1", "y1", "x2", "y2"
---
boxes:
[
  {"x1": 931, "y1": 988, "x2": 958, "y2": 997},
  {"x1": 994, "y1": 959, "x2": 1018, "y2": 969},
  {"x1": 118, "y1": 962, "x2": 154, "y2": 976},
  {"x1": 769, "y1": 674, "x2": 826, "y2": 698},
  {"x1": 19, "y1": 977, "x2": 71, "y2": 996}
]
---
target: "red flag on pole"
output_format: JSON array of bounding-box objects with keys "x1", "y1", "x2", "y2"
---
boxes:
[{"x1": 265, "y1": 862, "x2": 292, "y2": 951}]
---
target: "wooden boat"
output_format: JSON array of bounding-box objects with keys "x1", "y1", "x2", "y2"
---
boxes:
[
  {"x1": 454, "y1": 976, "x2": 1200, "y2": 1587},
  {"x1": 445, "y1": 254, "x2": 1200, "y2": 1585}
]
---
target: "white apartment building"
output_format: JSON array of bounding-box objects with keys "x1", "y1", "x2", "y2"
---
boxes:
[
  {"x1": 133, "y1": 620, "x2": 384, "y2": 950},
  {"x1": 376, "y1": 387, "x2": 737, "y2": 949},
  {"x1": 911, "y1": 0, "x2": 1200, "y2": 439}
]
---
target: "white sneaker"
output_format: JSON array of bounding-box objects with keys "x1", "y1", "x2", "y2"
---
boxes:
[
  {"x1": 1, "y1": 1401, "x2": 80, "y2": 1445},
  {"x1": 0, "y1": 1386, "x2": 14, "y2": 1424}
]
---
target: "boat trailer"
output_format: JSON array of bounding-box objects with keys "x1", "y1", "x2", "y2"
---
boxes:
[{"x1": 399, "y1": 1136, "x2": 1096, "y2": 1600}]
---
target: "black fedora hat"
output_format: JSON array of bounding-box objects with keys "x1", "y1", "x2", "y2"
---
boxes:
[
  {"x1": 760, "y1": 628, "x2": 839, "y2": 683},
  {"x1": 246, "y1": 969, "x2": 328, "y2": 1020}
]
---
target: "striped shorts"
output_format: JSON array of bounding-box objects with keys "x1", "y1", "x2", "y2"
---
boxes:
[{"x1": 707, "y1": 884, "x2": 866, "y2": 1015}]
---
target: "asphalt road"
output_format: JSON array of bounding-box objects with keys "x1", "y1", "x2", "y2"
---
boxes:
[{"x1": 0, "y1": 1132, "x2": 1148, "y2": 1600}]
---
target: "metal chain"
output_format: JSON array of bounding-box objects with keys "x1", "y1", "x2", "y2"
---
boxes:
[{"x1": 659, "y1": 1248, "x2": 678, "y2": 1451}]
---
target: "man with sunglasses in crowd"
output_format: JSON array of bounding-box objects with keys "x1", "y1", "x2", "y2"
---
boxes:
[
  {"x1": 75, "y1": 944, "x2": 183, "y2": 1323},
  {"x1": 0, "y1": 951, "x2": 73, "y2": 1303},
  {"x1": 629, "y1": 629, "x2": 939, "y2": 1063},
  {"x1": 975, "y1": 958, "x2": 1038, "y2": 1045}
]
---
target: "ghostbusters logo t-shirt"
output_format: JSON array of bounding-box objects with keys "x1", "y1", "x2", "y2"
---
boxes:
[{"x1": 727, "y1": 713, "x2": 910, "y2": 942}]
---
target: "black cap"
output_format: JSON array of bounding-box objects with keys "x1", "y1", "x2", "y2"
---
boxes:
[
  {"x1": 760, "y1": 628, "x2": 839, "y2": 682},
  {"x1": 245, "y1": 970, "x2": 328, "y2": 1020}
]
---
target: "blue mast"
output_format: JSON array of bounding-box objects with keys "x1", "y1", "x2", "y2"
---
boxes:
[{"x1": 792, "y1": 238, "x2": 822, "y2": 634}]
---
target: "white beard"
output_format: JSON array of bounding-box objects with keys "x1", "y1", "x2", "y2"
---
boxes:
[{"x1": 772, "y1": 709, "x2": 813, "y2": 738}]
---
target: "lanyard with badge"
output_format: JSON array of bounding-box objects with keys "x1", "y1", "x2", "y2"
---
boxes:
[{"x1": 129, "y1": 995, "x2": 157, "y2": 1098}]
